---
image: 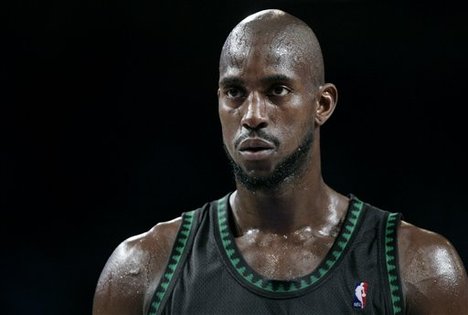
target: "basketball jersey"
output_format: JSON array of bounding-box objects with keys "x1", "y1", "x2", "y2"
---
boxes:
[{"x1": 147, "y1": 193, "x2": 405, "y2": 314}]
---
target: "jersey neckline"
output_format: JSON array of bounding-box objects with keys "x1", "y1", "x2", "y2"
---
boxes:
[{"x1": 213, "y1": 192, "x2": 366, "y2": 298}]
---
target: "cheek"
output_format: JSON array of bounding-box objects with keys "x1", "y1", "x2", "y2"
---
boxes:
[
  {"x1": 219, "y1": 107, "x2": 241, "y2": 144},
  {"x1": 277, "y1": 105, "x2": 314, "y2": 144},
  {"x1": 289, "y1": 97, "x2": 316, "y2": 127}
]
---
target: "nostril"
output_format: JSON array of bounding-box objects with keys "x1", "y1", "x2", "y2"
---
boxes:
[
  {"x1": 242, "y1": 120, "x2": 268, "y2": 131},
  {"x1": 241, "y1": 109, "x2": 268, "y2": 128}
]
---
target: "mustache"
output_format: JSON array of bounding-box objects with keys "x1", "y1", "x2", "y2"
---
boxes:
[{"x1": 234, "y1": 130, "x2": 280, "y2": 149}]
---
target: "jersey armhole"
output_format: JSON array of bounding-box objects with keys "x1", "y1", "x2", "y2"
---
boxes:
[
  {"x1": 147, "y1": 209, "x2": 199, "y2": 315},
  {"x1": 381, "y1": 212, "x2": 406, "y2": 315}
]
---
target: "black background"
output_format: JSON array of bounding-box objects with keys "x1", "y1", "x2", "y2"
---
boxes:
[{"x1": 2, "y1": 0, "x2": 467, "y2": 314}]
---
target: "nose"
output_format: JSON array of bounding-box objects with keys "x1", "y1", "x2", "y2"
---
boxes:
[{"x1": 241, "y1": 92, "x2": 268, "y2": 130}]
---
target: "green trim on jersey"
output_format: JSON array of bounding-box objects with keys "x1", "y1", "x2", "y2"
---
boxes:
[
  {"x1": 216, "y1": 196, "x2": 365, "y2": 293},
  {"x1": 147, "y1": 210, "x2": 196, "y2": 315},
  {"x1": 384, "y1": 212, "x2": 403, "y2": 314}
]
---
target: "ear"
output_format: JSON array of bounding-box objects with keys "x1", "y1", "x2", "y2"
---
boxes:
[{"x1": 315, "y1": 83, "x2": 338, "y2": 126}]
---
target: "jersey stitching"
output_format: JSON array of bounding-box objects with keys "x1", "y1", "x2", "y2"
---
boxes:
[
  {"x1": 384, "y1": 212, "x2": 403, "y2": 314},
  {"x1": 147, "y1": 210, "x2": 196, "y2": 315}
]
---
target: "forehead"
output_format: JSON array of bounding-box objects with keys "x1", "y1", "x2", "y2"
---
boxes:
[{"x1": 220, "y1": 30, "x2": 310, "y2": 81}]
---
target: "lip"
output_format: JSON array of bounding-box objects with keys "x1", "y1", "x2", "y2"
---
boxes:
[{"x1": 238, "y1": 138, "x2": 275, "y2": 160}]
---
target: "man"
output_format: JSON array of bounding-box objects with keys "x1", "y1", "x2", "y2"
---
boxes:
[{"x1": 92, "y1": 9, "x2": 468, "y2": 315}]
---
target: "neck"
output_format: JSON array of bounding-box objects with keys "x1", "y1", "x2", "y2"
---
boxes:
[
  {"x1": 229, "y1": 131, "x2": 349, "y2": 237},
  {"x1": 231, "y1": 169, "x2": 348, "y2": 236}
]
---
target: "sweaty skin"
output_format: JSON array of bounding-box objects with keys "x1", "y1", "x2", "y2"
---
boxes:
[{"x1": 92, "y1": 9, "x2": 468, "y2": 315}]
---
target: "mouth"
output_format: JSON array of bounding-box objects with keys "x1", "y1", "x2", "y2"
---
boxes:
[{"x1": 238, "y1": 138, "x2": 275, "y2": 160}]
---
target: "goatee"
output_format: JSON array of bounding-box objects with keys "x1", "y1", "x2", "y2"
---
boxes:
[{"x1": 224, "y1": 128, "x2": 314, "y2": 191}]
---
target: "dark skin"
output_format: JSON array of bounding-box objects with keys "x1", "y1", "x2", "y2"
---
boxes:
[{"x1": 93, "y1": 9, "x2": 468, "y2": 315}]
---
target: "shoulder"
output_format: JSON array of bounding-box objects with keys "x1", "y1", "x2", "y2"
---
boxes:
[
  {"x1": 397, "y1": 220, "x2": 468, "y2": 314},
  {"x1": 92, "y1": 217, "x2": 182, "y2": 315}
]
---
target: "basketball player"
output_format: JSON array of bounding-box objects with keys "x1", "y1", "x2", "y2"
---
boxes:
[{"x1": 92, "y1": 9, "x2": 468, "y2": 314}]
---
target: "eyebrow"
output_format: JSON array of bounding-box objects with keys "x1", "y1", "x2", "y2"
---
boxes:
[
  {"x1": 260, "y1": 74, "x2": 293, "y2": 85},
  {"x1": 219, "y1": 76, "x2": 244, "y2": 87},
  {"x1": 219, "y1": 74, "x2": 294, "y2": 87}
]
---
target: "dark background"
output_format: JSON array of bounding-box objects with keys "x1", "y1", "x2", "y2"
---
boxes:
[{"x1": 2, "y1": 0, "x2": 467, "y2": 314}]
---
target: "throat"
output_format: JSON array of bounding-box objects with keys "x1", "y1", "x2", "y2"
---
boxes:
[{"x1": 235, "y1": 231, "x2": 335, "y2": 280}]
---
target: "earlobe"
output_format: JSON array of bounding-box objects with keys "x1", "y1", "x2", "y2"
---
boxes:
[{"x1": 315, "y1": 83, "x2": 338, "y2": 126}]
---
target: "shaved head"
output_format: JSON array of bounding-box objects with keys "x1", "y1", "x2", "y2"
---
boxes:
[
  {"x1": 217, "y1": 9, "x2": 338, "y2": 191},
  {"x1": 219, "y1": 9, "x2": 324, "y2": 86}
]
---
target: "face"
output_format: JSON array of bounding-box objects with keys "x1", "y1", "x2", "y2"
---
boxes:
[{"x1": 218, "y1": 32, "x2": 321, "y2": 190}]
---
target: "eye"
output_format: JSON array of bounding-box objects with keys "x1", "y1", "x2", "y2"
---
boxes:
[
  {"x1": 225, "y1": 87, "x2": 245, "y2": 99},
  {"x1": 269, "y1": 86, "x2": 291, "y2": 97}
]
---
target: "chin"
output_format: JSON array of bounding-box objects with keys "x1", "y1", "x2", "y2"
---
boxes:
[{"x1": 241, "y1": 161, "x2": 276, "y2": 174}]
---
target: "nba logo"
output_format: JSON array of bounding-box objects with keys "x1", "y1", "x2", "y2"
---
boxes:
[{"x1": 353, "y1": 282, "x2": 368, "y2": 309}]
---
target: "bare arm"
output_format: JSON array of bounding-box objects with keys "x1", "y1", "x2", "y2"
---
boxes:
[
  {"x1": 92, "y1": 218, "x2": 182, "y2": 315},
  {"x1": 398, "y1": 221, "x2": 468, "y2": 315}
]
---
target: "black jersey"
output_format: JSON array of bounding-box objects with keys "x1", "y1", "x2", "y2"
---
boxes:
[{"x1": 147, "y1": 193, "x2": 405, "y2": 315}]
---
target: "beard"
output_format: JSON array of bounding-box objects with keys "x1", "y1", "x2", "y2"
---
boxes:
[{"x1": 224, "y1": 127, "x2": 314, "y2": 191}]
